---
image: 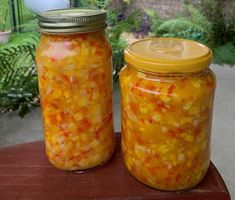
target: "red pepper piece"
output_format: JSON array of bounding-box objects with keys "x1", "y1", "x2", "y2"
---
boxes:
[
  {"x1": 176, "y1": 174, "x2": 181, "y2": 182},
  {"x1": 50, "y1": 57, "x2": 56, "y2": 62},
  {"x1": 77, "y1": 118, "x2": 92, "y2": 132},
  {"x1": 207, "y1": 81, "x2": 214, "y2": 88},
  {"x1": 129, "y1": 102, "x2": 138, "y2": 114},
  {"x1": 168, "y1": 130, "x2": 177, "y2": 138},
  {"x1": 61, "y1": 74, "x2": 70, "y2": 83},
  {"x1": 80, "y1": 33, "x2": 88, "y2": 40},
  {"x1": 63, "y1": 131, "x2": 70, "y2": 138},
  {"x1": 168, "y1": 84, "x2": 176, "y2": 96},
  {"x1": 156, "y1": 102, "x2": 167, "y2": 110},
  {"x1": 95, "y1": 51, "x2": 103, "y2": 56}
]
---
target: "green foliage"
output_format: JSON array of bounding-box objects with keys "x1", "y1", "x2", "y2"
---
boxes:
[
  {"x1": 21, "y1": 0, "x2": 35, "y2": 22},
  {"x1": 228, "y1": 22, "x2": 235, "y2": 46},
  {"x1": 0, "y1": 0, "x2": 11, "y2": 31},
  {"x1": 107, "y1": 10, "x2": 140, "y2": 40},
  {"x1": 0, "y1": 2, "x2": 141, "y2": 117},
  {"x1": 213, "y1": 43, "x2": 235, "y2": 66},
  {"x1": 74, "y1": 0, "x2": 131, "y2": 8},
  {"x1": 0, "y1": 0, "x2": 35, "y2": 32},
  {"x1": 0, "y1": 1, "x2": 39, "y2": 117},
  {"x1": 73, "y1": 0, "x2": 142, "y2": 80},
  {"x1": 14, "y1": 0, "x2": 36, "y2": 32},
  {"x1": 0, "y1": 32, "x2": 40, "y2": 117},
  {"x1": 74, "y1": 0, "x2": 109, "y2": 8},
  {"x1": 123, "y1": 0, "x2": 131, "y2": 4},
  {"x1": 198, "y1": 0, "x2": 227, "y2": 46},
  {"x1": 107, "y1": 10, "x2": 141, "y2": 81},
  {"x1": 16, "y1": 18, "x2": 38, "y2": 33},
  {"x1": 72, "y1": 0, "x2": 141, "y2": 78},
  {"x1": 152, "y1": 4, "x2": 212, "y2": 45},
  {"x1": 148, "y1": 0, "x2": 235, "y2": 65},
  {"x1": 73, "y1": 0, "x2": 141, "y2": 81},
  {"x1": 145, "y1": 9, "x2": 163, "y2": 36},
  {"x1": 111, "y1": 39, "x2": 127, "y2": 82}
]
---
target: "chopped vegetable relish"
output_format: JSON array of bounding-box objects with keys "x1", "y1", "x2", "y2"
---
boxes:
[
  {"x1": 36, "y1": 31, "x2": 115, "y2": 171},
  {"x1": 120, "y1": 66, "x2": 216, "y2": 190}
]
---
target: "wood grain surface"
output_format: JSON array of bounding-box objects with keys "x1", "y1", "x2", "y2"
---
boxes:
[{"x1": 0, "y1": 133, "x2": 230, "y2": 200}]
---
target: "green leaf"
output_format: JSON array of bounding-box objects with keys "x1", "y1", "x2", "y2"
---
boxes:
[
  {"x1": 213, "y1": 43, "x2": 235, "y2": 65},
  {"x1": 18, "y1": 103, "x2": 30, "y2": 118},
  {"x1": 0, "y1": 32, "x2": 40, "y2": 117},
  {"x1": 186, "y1": 5, "x2": 212, "y2": 31},
  {"x1": 157, "y1": 18, "x2": 209, "y2": 34}
]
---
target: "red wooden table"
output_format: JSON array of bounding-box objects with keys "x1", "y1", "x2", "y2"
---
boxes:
[{"x1": 0, "y1": 133, "x2": 230, "y2": 200}]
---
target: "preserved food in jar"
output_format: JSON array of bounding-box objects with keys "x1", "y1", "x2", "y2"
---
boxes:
[
  {"x1": 120, "y1": 38, "x2": 216, "y2": 190},
  {"x1": 36, "y1": 9, "x2": 115, "y2": 171}
]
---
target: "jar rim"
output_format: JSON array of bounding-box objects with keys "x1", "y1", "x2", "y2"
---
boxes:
[
  {"x1": 38, "y1": 8, "x2": 107, "y2": 33},
  {"x1": 124, "y1": 38, "x2": 213, "y2": 73}
]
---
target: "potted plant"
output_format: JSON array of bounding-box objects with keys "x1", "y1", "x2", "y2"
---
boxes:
[
  {"x1": 0, "y1": 6, "x2": 11, "y2": 44},
  {"x1": 24, "y1": 0, "x2": 70, "y2": 14}
]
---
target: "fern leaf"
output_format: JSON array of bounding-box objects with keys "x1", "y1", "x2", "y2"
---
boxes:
[
  {"x1": 0, "y1": 46, "x2": 36, "y2": 89},
  {"x1": 0, "y1": 32, "x2": 39, "y2": 116},
  {"x1": 186, "y1": 5, "x2": 212, "y2": 31},
  {"x1": 157, "y1": 18, "x2": 209, "y2": 34},
  {"x1": 213, "y1": 43, "x2": 235, "y2": 65}
]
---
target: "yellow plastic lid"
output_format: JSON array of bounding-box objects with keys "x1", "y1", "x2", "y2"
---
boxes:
[{"x1": 124, "y1": 38, "x2": 213, "y2": 73}]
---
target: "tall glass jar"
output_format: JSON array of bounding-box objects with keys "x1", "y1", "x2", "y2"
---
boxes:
[
  {"x1": 120, "y1": 38, "x2": 216, "y2": 191},
  {"x1": 36, "y1": 9, "x2": 115, "y2": 171}
]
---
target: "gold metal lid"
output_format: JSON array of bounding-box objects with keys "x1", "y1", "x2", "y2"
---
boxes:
[{"x1": 38, "y1": 8, "x2": 107, "y2": 33}]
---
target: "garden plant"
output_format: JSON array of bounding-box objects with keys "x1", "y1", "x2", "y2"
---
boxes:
[{"x1": 0, "y1": 0, "x2": 234, "y2": 117}]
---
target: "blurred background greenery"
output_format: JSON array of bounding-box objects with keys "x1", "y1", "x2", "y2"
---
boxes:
[{"x1": 0, "y1": 0, "x2": 235, "y2": 117}]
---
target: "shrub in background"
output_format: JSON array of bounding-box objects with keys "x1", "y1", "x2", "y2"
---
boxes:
[
  {"x1": 147, "y1": 0, "x2": 235, "y2": 65},
  {"x1": 107, "y1": 10, "x2": 141, "y2": 81},
  {"x1": 73, "y1": 0, "x2": 141, "y2": 81},
  {"x1": 0, "y1": 1, "x2": 11, "y2": 32},
  {"x1": 0, "y1": 0, "x2": 141, "y2": 117},
  {"x1": 0, "y1": 32, "x2": 40, "y2": 117},
  {"x1": 1, "y1": 0, "x2": 234, "y2": 117}
]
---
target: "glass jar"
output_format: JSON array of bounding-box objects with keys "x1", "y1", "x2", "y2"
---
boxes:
[
  {"x1": 36, "y1": 9, "x2": 115, "y2": 171},
  {"x1": 120, "y1": 38, "x2": 216, "y2": 191}
]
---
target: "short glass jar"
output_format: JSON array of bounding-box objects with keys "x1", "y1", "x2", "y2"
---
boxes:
[
  {"x1": 36, "y1": 9, "x2": 115, "y2": 171},
  {"x1": 120, "y1": 38, "x2": 216, "y2": 191}
]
